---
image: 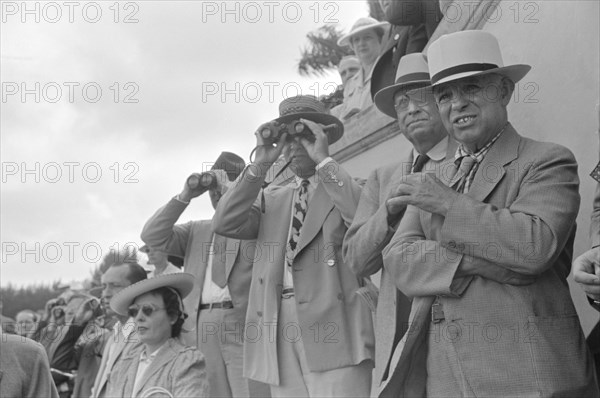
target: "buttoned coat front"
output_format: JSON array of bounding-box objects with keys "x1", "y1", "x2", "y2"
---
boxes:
[
  {"x1": 380, "y1": 125, "x2": 599, "y2": 397},
  {"x1": 212, "y1": 162, "x2": 375, "y2": 386}
]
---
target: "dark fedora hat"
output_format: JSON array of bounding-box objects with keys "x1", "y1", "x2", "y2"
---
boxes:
[
  {"x1": 272, "y1": 95, "x2": 344, "y2": 145},
  {"x1": 211, "y1": 152, "x2": 245, "y2": 181}
]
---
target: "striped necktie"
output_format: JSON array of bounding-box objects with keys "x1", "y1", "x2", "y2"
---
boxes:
[{"x1": 286, "y1": 179, "x2": 309, "y2": 266}]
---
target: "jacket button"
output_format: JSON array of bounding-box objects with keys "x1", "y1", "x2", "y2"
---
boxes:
[
  {"x1": 394, "y1": 33, "x2": 400, "y2": 40},
  {"x1": 327, "y1": 259, "x2": 335, "y2": 267},
  {"x1": 337, "y1": 181, "x2": 344, "y2": 187},
  {"x1": 257, "y1": 311, "x2": 263, "y2": 317}
]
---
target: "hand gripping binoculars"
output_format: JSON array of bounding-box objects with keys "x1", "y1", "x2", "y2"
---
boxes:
[
  {"x1": 259, "y1": 120, "x2": 338, "y2": 144},
  {"x1": 186, "y1": 171, "x2": 218, "y2": 190}
]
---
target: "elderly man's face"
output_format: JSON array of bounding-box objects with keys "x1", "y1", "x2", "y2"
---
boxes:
[
  {"x1": 433, "y1": 74, "x2": 511, "y2": 151},
  {"x1": 350, "y1": 30, "x2": 382, "y2": 66},
  {"x1": 394, "y1": 87, "x2": 446, "y2": 153}
]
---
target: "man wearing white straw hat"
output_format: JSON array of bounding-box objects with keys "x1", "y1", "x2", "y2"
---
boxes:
[{"x1": 381, "y1": 30, "x2": 599, "y2": 397}]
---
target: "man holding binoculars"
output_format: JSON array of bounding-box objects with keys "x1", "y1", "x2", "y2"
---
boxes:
[
  {"x1": 212, "y1": 95, "x2": 374, "y2": 398},
  {"x1": 141, "y1": 152, "x2": 269, "y2": 398}
]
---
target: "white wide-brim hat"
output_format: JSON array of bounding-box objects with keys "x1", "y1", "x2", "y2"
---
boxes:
[
  {"x1": 427, "y1": 30, "x2": 531, "y2": 86},
  {"x1": 338, "y1": 17, "x2": 390, "y2": 47},
  {"x1": 374, "y1": 53, "x2": 432, "y2": 118},
  {"x1": 110, "y1": 273, "x2": 194, "y2": 316}
]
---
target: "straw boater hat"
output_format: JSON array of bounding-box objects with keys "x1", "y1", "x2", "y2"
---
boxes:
[
  {"x1": 272, "y1": 95, "x2": 344, "y2": 145},
  {"x1": 374, "y1": 53, "x2": 432, "y2": 118},
  {"x1": 110, "y1": 272, "x2": 194, "y2": 316},
  {"x1": 337, "y1": 17, "x2": 390, "y2": 47},
  {"x1": 427, "y1": 30, "x2": 531, "y2": 86}
]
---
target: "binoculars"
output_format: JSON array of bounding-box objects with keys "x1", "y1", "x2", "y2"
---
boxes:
[
  {"x1": 186, "y1": 171, "x2": 217, "y2": 190},
  {"x1": 260, "y1": 120, "x2": 338, "y2": 144}
]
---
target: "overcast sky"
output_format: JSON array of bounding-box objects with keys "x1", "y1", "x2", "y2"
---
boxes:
[{"x1": 1, "y1": 1, "x2": 370, "y2": 287}]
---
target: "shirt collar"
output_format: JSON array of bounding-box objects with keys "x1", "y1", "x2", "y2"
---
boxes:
[
  {"x1": 294, "y1": 173, "x2": 319, "y2": 188},
  {"x1": 454, "y1": 123, "x2": 507, "y2": 164},
  {"x1": 114, "y1": 317, "x2": 136, "y2": 339},
  {"x1": 140, "y1": 340, "x2": 169, "y2": 363},
  {"x1": 412, "y1": 136, "x2": 449, "y2": 165}
]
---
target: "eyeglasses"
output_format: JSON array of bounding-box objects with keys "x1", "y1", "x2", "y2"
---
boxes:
[
  {"x1": 394, "y1": 88, "x2": 435, "y2": 112},
  {"x1": 128, "y1": 304, "x2": 166, "y2": 318}
]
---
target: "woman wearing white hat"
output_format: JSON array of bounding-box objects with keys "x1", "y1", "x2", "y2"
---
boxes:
[
  {"x1": 335, "y1": 17, "x2": 389, "y2": 119},
  {"x1": 105, "y1": 273, "x2": 208, "y2": 398}
]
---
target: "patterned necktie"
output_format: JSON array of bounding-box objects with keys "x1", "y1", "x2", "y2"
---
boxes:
[
  {"x1": 211, "y1": 234, "x2": 228, "y2": 288},
  {"x1": 450, "y1": 155, "x2": 477, "y2": 193},
  {"x1": 286, "y1": 179, "x2": 309, "y2": 266},
  {"x1": 412, "y1": 154, "x2": 430, "y2": 173},
  {"x1": 591, "y1": 161, "x2": 600, "y2": 183}
]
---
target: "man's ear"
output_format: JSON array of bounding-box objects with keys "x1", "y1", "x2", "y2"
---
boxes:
[{"x1": 500, "y1": 76, "x2": 515, "y2": 106}]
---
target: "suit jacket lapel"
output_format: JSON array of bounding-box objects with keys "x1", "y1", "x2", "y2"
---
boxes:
[
  {"x1": 225, "y1": 238, "x2": 240, "y2": 282},
  {"x1": 296, "y1": 184, "x2": 334, "y2": 255},
  {"x1": 467, "y1": 125, "x2": 520, "y2": 202},
  {"x1": 132, "y1": 340, "x2": 178, "y2": 397}
]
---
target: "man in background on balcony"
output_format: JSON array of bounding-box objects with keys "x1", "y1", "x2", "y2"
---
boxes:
[{"x1": 334, "y1": 17, "x2": 389, "y2": 120}]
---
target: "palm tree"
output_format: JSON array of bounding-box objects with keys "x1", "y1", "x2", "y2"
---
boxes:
[
  {"x1": 297, "y1": 25, "x2": 353, "y2": 77},
  {"x1": 296, "y1": 0, "x2": 385, "y2": 77}
]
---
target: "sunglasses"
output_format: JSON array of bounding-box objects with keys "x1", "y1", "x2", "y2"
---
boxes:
[{"x1": 127, "y1": 304, "x2": 165, "y2": 318}]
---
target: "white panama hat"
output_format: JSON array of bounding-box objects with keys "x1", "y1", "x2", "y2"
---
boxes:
[{"x1": 427, "y1": 30, "x2": 531, "y2": 86}]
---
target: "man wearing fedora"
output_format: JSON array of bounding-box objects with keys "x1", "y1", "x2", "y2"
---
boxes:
[
  {"x1": 212, "y1": 95, "x2": 375, "y2": 397},
  {"x1": 381, "y1": 30, "x2": 599, "y2": 396},
  {"x1": 140, "y1": 152, "x2": 268, "y2": 398},
  {"x1": 344, "y1": 52, "x2": 452, "y2": 389}
]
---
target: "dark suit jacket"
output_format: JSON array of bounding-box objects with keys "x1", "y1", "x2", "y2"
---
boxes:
[
  {"x1": 0, "y1": 333, "x2": 59, "y2": 398},
  {"x1": 212, "y1": 160, "x2": 375, "y2": 385},
  {"x1": 370, "y1": 24, "x2": 428, "y2": 99},
  {"x1": 381, "y1": 125, "x2": 598, "y2": 396},
  {"x1": 141, "y1": 198, "x2": 255, "y2": 347}
]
